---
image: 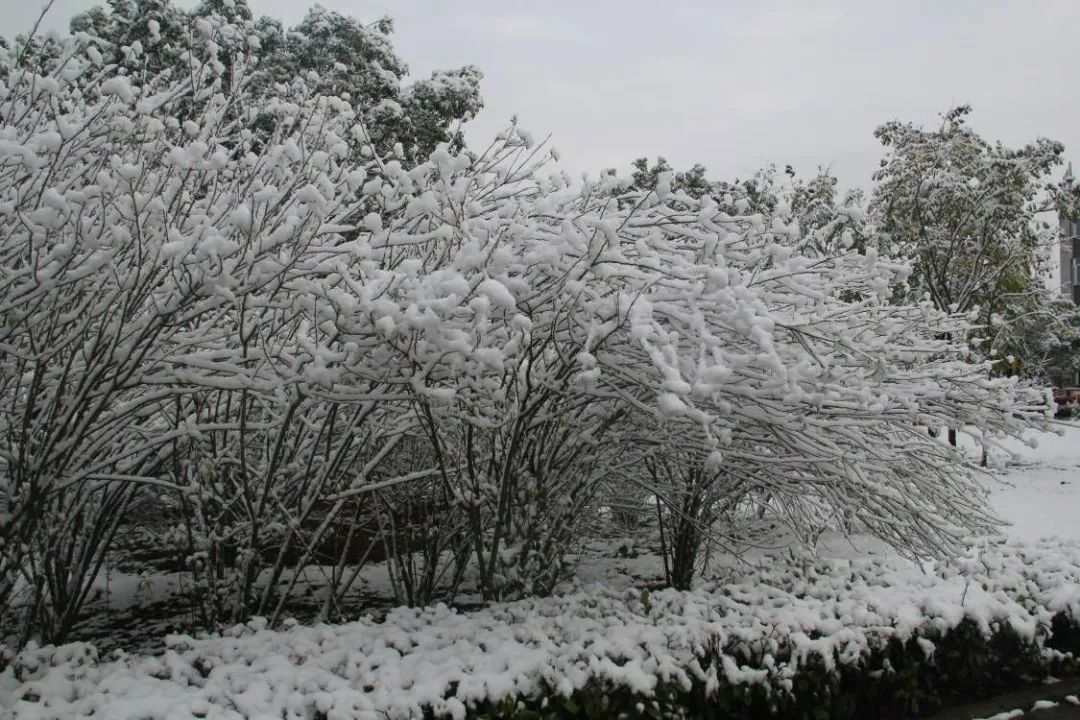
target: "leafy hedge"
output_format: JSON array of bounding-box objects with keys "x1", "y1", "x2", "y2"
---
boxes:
[
  {"x1": 464, "y1": 615, "x2": 1079, "y2": 720},
  {"x1": 5, "y1": 538, "x2": 1080, "y2": 720}
]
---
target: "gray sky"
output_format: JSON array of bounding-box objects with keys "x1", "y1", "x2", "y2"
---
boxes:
[{"x1": 7, "y1": 0, "x2": 1078, "y2": 187}]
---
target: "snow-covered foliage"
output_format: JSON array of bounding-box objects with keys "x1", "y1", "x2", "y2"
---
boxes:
[
  {"x1": 0, "y1": 6, "x2": 1052, "y2": 648},
  {"x1": 612, "y1": 159, "x2": 872, "y2": 259},
  {"x1": 872, "y1": 105, "x2": 1062, "y2": 314},
  {"x1": 0, "y1": 9, "x2": 417, "y2": 637},
  {"x1": 66, "y1": 0, "x2": 483, "y2": 163},
  {"x1": 870, "y1": 106, "x2": 1065, "y2": 374},
  {"x1": 2, "y1": 537, "x2": 1078, "y2": 719}
]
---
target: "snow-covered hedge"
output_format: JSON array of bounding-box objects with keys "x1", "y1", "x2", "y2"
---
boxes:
[{"x1": 3, "y1": 537, "x2": 1079, "y2": 719}]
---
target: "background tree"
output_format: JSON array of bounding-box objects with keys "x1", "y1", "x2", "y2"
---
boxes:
[
  {"x1": 625, "y1": 156, "x2": 713, "y2": 199},
  {"x1": 992, "y1": 295, "x2": 1080, "y2": 384},
  {"x1": 870, "y1": 105, "x2": 1064, "y2": 371},
  {"x1": 68, "y1": 0, "x2": 483, "y2": 162},
  {"x1": 788, "y1": 167, "x2": 872, "y2": 256},
  {"x1": 616, "y1": 158, "x2": 872, "y2": 258}
]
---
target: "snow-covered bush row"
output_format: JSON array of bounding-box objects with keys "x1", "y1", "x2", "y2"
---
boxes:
[
  {"x1": 0, "y1": 7, "x2": 1051, "y2": 645},
  {"x1": 2, "y1": 537, "x2": 1078, "y2": 719}
]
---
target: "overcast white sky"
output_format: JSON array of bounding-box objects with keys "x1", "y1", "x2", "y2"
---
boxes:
[{"x1": 6, "y1": 0, "x2": 1078, "y2": 187}]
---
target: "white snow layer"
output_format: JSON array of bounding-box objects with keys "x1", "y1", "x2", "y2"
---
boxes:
[{"x1": 3, "y1": 537, "x2": 1079, "y2": 720}]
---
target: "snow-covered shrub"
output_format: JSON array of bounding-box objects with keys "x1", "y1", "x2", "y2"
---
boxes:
[
  {"x1": 383, "y1": 145, "x2": 1052, "y2": 596},
  {"x1": 0, "y1": 27, "x2": 257, "y2": 641},
  {"x1": 556, "y1": 181, "x2": 1049, "y2": 586},
  {"x1": 0, "y1": 12, "x2": 423, "y2": 637},
  {"x1": 0, "y1": 1, "x2": 1053, "y2": 647}
]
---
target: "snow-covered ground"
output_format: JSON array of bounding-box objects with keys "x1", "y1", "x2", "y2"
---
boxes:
[{"x1": 984, "y1": 422, "x2": 1080, "y2": 544}]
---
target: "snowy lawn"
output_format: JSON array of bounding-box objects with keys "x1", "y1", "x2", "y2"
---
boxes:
[
  {"x1": 982, "y1": 423, "x2": 1080, "y2": 544},
  {"x1": 2, "y1": 424, "x2": 1080, "y2": 719}
]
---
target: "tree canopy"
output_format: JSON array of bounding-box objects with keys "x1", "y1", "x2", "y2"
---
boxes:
[
  {"x1": 65, "y1": 0, "x2": 483, "y2": 162},
  {"x1": 870, "y1": 106, "x2": 1065, "y2": 372}
]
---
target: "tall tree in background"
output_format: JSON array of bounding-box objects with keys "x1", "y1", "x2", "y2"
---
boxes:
[
  {"x1": 68, "y1": 0, "x2": 483, "y2": 162},
  {"x1": 870, "y1": 106, "x2": 1065, "y2": 374}
]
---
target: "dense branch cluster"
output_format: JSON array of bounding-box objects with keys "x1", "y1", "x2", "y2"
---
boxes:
[{"x1": 0, "y1": 11, "x2": 1049, "y2": 647}]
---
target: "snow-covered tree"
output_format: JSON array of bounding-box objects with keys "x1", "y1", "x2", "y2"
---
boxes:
[
  {"x1": 67, "y1": 0, "x2": 483, "y2": 162},
  {"x1": 615, "y1": 159, "x2": 872, "y2": 258},
  {"x1": 870, "y1": 106, "x2": 1064, "y2": 359}
]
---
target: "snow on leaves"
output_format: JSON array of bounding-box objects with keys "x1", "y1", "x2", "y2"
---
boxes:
[{"x1": 4, "y1": 537, "x2": 1079, "y2": 720}]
